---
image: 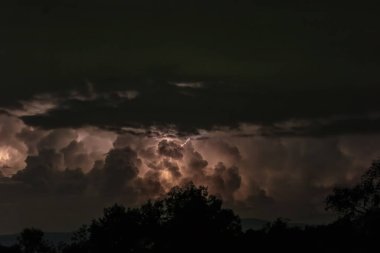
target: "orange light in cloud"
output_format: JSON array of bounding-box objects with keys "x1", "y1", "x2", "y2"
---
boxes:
[
  {"x1": 0, "y1": 145, "x2": 27, "y2": 177},
  {"x1": 0, "y1": 147, "x2": 11, "y2": 166},
  {"x1": 161, "y1": 170, "x2": 172, "y2": 182},
  {"x1": 0, "y1": 147, "x2": 11, "y2": 164}
]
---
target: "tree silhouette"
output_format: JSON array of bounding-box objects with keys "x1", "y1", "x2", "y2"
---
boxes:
[
  {"x1": 8, "y1": 174, "x2": 380, "y2": 253},
  {"x1": 0, "y1": 244, "x2": 21, "y2": 253},
  {"x1": 325, "y1": 160, "x2": 380, "y2": 250},
  {"x1": 60, "y1": 225, "x2": 90, "y2": 253},
  {"x1": 326, "y1": 160, "x2": 380, "y2": 219},
  {"x1": 62, "y1": 182, "x2": 241, "y2": 253},
  {"x1": 153, "y1": 183, "x2": 241, "y2": 252},
  {"x1": 17, "y1": 228, "x2": 54, "y2": 253},
  {"x1": 89, "y1": 204, "x2": 143, "y2": 253}
]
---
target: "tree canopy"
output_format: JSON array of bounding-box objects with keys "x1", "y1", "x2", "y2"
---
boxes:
[
  {"x1": 2, "y1": 165, "x2": 380, "y2": 253},
  {"x1": 326, "y1": 160, "x2": 380, "y2": 219},
  {"x1": 62, "y1": 182, "x2": 241, "y2": 253}
]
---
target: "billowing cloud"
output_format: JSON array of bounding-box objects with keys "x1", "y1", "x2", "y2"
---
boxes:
[
  {"x1": 187, "y1": 148, "x2": 208, "y2": 172},
  {"x1": 2, "y1": 112, "x2": 380, "y2": 228},
  {"x1": 100, "y1": 147, "x2": 141, "y2": 196},
  {"x1": 1, "y1": 0, "x2": 379, "y2": 235},
  {"x1": 158, "y1": 140, "x2": 184, "y2": 159},
  {"x1": 0, "y1": 94, "x2": 60, "y2": 117},
  {"x1": 0, "y1": 114, "x2": 28, "y2": 175},
  {"x1": 0, "y1": 114, "x2": 117, "y2": 176},
  {"x1": 1, "y1": 113, "x2": 380, "y2": 232}
]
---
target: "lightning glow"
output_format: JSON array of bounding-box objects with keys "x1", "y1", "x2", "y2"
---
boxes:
[
  {"x1": 160, "y1": 170, "x2": 173, "y2": 182},
  {"x1": 0, "y1": 147, "x2": 10, "y2": 164},
  {"x1": 181, "y1": 138, "x2": 191, "y2": 147}
]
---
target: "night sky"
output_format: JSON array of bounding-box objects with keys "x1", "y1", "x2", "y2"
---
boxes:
[{"x1": 0, "y1": 0, "x2": 380, "y2": 234}]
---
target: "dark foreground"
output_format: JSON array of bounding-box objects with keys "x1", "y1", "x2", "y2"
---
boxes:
[{"x1": 2, "y1": 161, "x2": 380, "y2": 253}]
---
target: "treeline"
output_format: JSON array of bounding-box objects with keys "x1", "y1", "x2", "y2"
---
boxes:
[{"x1": 1, "y1": 161, "x2": 380, "y2": 253}]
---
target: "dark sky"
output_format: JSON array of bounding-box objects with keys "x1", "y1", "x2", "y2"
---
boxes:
[{"x1": 0, "y1": 0, "x2": 380, "y2": 234}]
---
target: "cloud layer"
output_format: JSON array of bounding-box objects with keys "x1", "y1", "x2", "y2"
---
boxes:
[
  {"x1": 1, "y1": 0, "x2": 379, "y2": 234},
  {"x1": 1, "y1": 114, "x2": 380, "y2": 233},
  {"x1": 1, "y1": 0, "x2": 380, "y2": 135}
]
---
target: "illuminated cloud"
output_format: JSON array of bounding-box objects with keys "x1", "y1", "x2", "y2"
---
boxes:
[
  {"x1": 1, "y1": 94, "x2": 59, "y2": 117},
  {"x1": 1, "y1": 83, "x2": 139, "y2": 121},
  {"x1": 1, "y1": 113, "x2": 380, "y2": 232},
  {"x1": 0, "y1": 0, "x2": 379, "y2": 235},
  {"x1": 158, "y1": 140, "x2": 184, "y2": 160},
  {"x1": 0, "y1": 148, "x2": 11, "y2": 163},
  {"x1": 0, "y1": 114, "x2": 28, "y2": 176},
  {"x1": 173, "y1": 82, "x2": 203, "y2": 89}
]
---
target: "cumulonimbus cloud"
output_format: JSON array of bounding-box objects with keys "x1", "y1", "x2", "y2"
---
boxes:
[{"x1": 1, "y1": 113, "x2": 380, "y2": 233}]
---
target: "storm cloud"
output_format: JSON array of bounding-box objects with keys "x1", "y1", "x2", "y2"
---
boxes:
[
  {"x1": 1, "y1": 112, "x2": 380, "y2": 233},
  {"x1": 158, "y1": 140, "x2": 184, "y2": 160},
  {"x1": 0, "y1": 0, "x2": 379, "y2": 235},
  {"x1": 0, "y1": 0, "x2": 379, "y2": 135}
]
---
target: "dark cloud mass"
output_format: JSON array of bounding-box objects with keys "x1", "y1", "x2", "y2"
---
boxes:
[
  {"x1": 158, "y1": 140, "x2": 184, "y2": 159},
  {"x1": 207, "y1": 162, "x2": 242, "y2": 201},
  {"x1": 1, "y1": 113, "x2": 380, "y2": 233},
  {"x1": 100, "y1": 147, "x2": 140, "y2": 196},
  {"x1": 0, "y1": 0, "x2": 379, "y2": 234},
  {"x1": 0, "y1": 0, "x2": 379, "y2": 135}
]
